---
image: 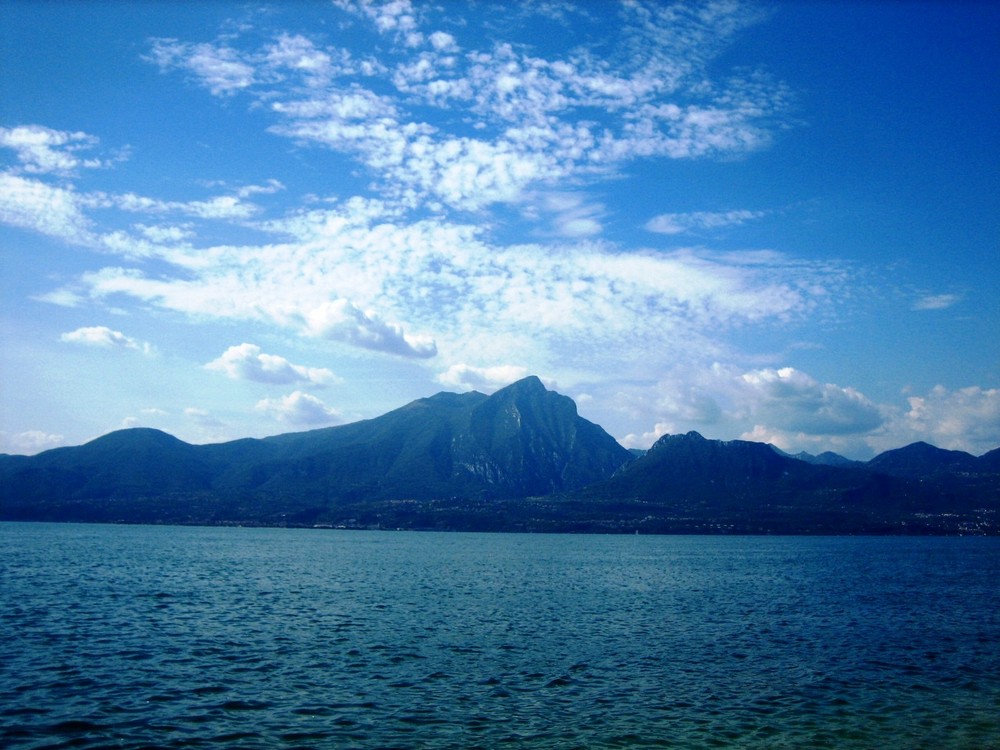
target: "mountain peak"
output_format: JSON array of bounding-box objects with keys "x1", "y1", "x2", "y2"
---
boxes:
[
  {"x1": 86, "y1": 427, "x2": 187, "y2": 447},
  {"x1": 649, "y1": 431, "x2": 706, "y2": 451},
  {"x1": 496, "y1": 375, "x2": 546, "y2": 396}
]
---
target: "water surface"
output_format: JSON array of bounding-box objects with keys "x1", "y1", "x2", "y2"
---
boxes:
[{"x1": 1, "y1": 523, "x2": 998, "y2": 748}]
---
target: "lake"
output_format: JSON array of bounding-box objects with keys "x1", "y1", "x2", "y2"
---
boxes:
[{"x1": 1, "y1": 523, "x2": 998, "y2": 748}]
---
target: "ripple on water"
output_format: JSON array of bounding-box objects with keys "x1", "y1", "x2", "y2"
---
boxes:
[{"x1": 2, "y1": 527, "x2": 999, "y2": 749}]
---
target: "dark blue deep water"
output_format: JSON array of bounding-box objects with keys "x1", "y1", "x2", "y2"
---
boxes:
[{"x1": 1, "y1": 523, "x2": 998, "y2": 749}]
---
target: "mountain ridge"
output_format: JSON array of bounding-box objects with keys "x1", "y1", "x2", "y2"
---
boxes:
[{"x1": 1, "y1": 377, "x2": 997, "y2": 533}]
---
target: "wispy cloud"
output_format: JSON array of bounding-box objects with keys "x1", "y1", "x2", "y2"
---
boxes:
[
  {"x1": 110, "y1": 181, "x2": 283, "y2": 220},
  {"x1": 912, "y1": 293, "x2": 961, "y2": 311},
  {"x1": 519, "y1": 191, "x2": 605, "y2": 238},
  {"x1": 645, "y1": 209, "x2": 767, "y2": 235},
  {"x1": 0, "y1": 164, "x2": 279, "y2": 257}
]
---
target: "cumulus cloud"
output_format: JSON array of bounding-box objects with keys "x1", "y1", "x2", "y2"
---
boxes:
[
  {"x1": 205, "y1": 343, "x2": 338, "y2": 386},
  {"x1": 873, "y1": 385, "x2": 1000, "y2": 456},
  {"x1": 256, "y1": 391, "x2": 343, "y2": 425},
  {"x1": 437, "y1": 364, "x2": 530, "y2": 393},
  {"x1": 619, "y1": 364, "x2": 886, "y2": 456},
  {"x1": 618, "y1": 364, "x2": 1000, "y2": 459},
  {"x1": 59, "y1": 326, "x2": 154, "y2": 355},
  {"x1": 737, "y1": 366, "x2": 883, "y2": 436},
  {"x1": 339, "y1": 0, "x2": 424, "y2": 44},
  {"x1": 306, "y1": 299, "x2": 437, "y2": 358},
  {"x1": 645, "y1": 209, "x2": 767, "y2": 235}
]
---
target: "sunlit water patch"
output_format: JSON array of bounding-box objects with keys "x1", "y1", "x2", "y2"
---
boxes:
[{"x1": 1, "y1": 524, "x2": 998, "y2": 748}]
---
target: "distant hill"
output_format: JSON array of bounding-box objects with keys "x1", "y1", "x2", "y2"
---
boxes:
[
  {"x1": 1, "y1": 377, "x2": 997, "y2": 533},
  {"x1": 782, "y1": 449, "x2": 862, "y2": 468},
  {"x1": 577, "y1": 432, "x2": 998, "y2": 534},
  {"x1": 865, "y1": 441, "x2": 979, "y2": 479}
]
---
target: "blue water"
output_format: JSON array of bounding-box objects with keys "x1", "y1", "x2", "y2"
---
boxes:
[{"x1": 1, "y1": 524, "x2": 998, "y2": 749}]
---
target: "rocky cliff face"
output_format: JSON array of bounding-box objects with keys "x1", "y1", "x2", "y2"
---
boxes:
[{"x1": 456, "y1": 376, "x2": 627, "y2": 495}]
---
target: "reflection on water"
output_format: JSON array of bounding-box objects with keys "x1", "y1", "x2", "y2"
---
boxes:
[{"x1": 2, "y1": 523, "x2": 998, "y2": 748}]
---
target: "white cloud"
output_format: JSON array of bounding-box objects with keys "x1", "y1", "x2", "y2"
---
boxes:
[
  {"x1": 135, "y1": 223, "x2": 195, "y2": 244},
  {"x1": 0, "y1": 124, "x2": 112, "y2": 174},
  {"x1": 148, "y1": 39, "x2": 255, "y2": 95},
  {"x1": 737, "y1": 366, "x2": 883, "y2": 437},
  {"x1": 143, "y1": 2, "x2": 788, "y2": 212},
  {"x1": 617, "y1": 365, "x2": 1000, "y2": 459},
  {"x1": 59, "y1": 326, "x2": 154, "y2": 355},
  {"x1": 618, "y1": 364, "x2": 885, "y2": 456},
  {"x1": 205, "y1": 343, "x2": 338, "y2": 386},
  {"x1": 646, "y1": 209, "x2": 767, "y2": 235},
  {"x1": 0, "y1": 173, "x2": 95, "y2": 243},
  {"x1": 256, "y1": 391, "x2": 343, "y2": 425},
  {"x1": 520, "y1": 191, "x2": 605, "y2": 238},
  {"x1": 113, "y1": 186, "x2": 272, "y2": 220},
  {"x1": 428, "y1": 31, "x2": 457, "y2": 52},
  {"x1": 0, "y1": 171, "x2": 278, "y2": 262},
  {"x1": 912, "y1": 293, "x2": 961, "y2": 311},
  {"x1": 265, "y1": 33, "x2": 338, "y2": 86},
  {"x1": 872, "y1": 385, "x2": 1000, "y2": 456},
  {"x1": 437, "y1": 364, "x2": 530, "y2": 393},
  {"x1": 305, "y1": 299, "x2": 437, "y2": 358},
  {"x1": 0, "y1": 430, "x2": 66, "y2": 455},
  {"x1": 71, "y1": 198, "x2": 841, "y2": 375},
  {"x1": 338, "y1": 0, "x2": 424, "y2": 43},
  {"x1": 621, "y1": 422, "x2": 674, "y2": 451}
]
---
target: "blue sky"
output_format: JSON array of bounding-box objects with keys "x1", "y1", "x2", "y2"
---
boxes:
[{"x1": 1, "y1": 0, "x2": 998, "y2": 459}]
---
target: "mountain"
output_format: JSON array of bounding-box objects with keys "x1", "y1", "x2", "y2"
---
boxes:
[
  {"x1": 0, "y1": 377, "x2": 633, "y2": 526},
  {"x1": 865, "y1": 441, "x2": 979, "y2": 479},
  {"x1": 1, "y1": 377, "x2": 997, "y2": 533},
  {"x1": 785, "y1": 449, "x2": 861, "y2": 468},
  {"x1": 0, "y1": 429, "x2": 218, "y2": 522},
  {"x1": 574, "y1": 431, "x2": 998, "y2": 534},
  {"x1": 979, "y1": 447, "x2": 1000, "y2": 473}
]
